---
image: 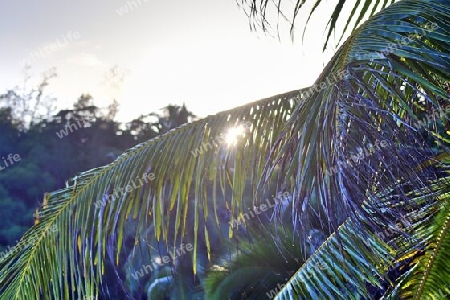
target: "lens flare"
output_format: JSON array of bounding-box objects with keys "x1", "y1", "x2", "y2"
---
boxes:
[{"x1": 225, "y1": 125, "x2": 245, "y2": 146}]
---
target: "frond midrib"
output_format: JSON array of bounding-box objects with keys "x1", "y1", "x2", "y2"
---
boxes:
[{"x1": 413, "y1": 200, "x2": 450, "y2": 300}]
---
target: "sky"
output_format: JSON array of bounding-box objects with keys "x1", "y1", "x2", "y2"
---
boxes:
[{"x1": 0, "y1": 0, "x2": 355, "y2": 122}]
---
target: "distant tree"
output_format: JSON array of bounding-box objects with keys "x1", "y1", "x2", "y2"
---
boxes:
[
  {"x1": 104, "y1": 99, "x2": 119, "y2": 121},
  {"x1": 151, "y1": 104, "x2": 195, "y2": 134},
  {"x1": 0, "y1": 187, "x2": 33, "y2": 249},
  {"x1": 0, "y1": 67, "x2": 56, "y2": 129}
]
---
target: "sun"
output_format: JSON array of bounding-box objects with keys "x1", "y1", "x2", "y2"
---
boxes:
[{"x1": 225, "y1": 125, "x2": 246, "y2": 146}]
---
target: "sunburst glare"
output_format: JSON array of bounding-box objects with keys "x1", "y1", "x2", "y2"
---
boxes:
[{"x1": 225, "y1": 125, "x2": 246, "y2": 146}]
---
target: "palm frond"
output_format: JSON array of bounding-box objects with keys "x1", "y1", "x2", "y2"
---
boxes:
[
  {"x1": 381, "y1": 176, "x2": 450, "y2": 299},
  {"x1": 0, "y1": 0, "x2": 449, "y2": 298},
  {"x1": 204, "y1": 226, "x2": 304, "y2": 299},
  {"x1": 274, "y1": 217, "x2": 395, "y2": 299},
  {"x1": 237, "y1": 0, "x2": 396, "y2": 49},
  {"x1": 261, "y1": 0, "x2": 450, "y2": 255},
  {"x1": 275, "y1": 174, "x2": 450, "y2": 299},
  {"x1": 0, "y1": 88, "x2": 303, "y2": 299},
  {"x1": 270, "y1": 0, "x2": 450, "y2": 297}
]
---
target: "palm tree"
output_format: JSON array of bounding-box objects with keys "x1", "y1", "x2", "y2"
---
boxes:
[{"x1": 0, "y1": 0, "x2": 449, "y2": 299}]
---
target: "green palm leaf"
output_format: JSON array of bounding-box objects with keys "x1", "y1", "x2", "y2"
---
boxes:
[
  {"x1": 204, "y1": 225, "x2": 305, "y2": 299},
  {"x1": 0, "y1": 89, "x2": 303, "y2": 299},
  {"x1": 0, "y1": 0, "x2": 449, "y2": 298},
  {"x1": 381, "y1": 176, "x2": 450, "y2": 299},
  {"x1": 238, "y1": 0, "x2": 397, "y2": 49},
  {"x1": 275, "y1": 174, "x2": 450, "y2": 299},
  {"x1": 274, "y1": 218, "x2": 394, "y2": 299},
  {"x1": 261, "y1": 0, "x2": 450, "y2": 251},
  {"x1": 269, "y1": 0, "x2": 450, "y2": 297}
]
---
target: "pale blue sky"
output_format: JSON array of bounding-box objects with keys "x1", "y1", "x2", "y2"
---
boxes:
[{"x1": 0, "y1": 0, "x2": 355, "y2": 121}]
